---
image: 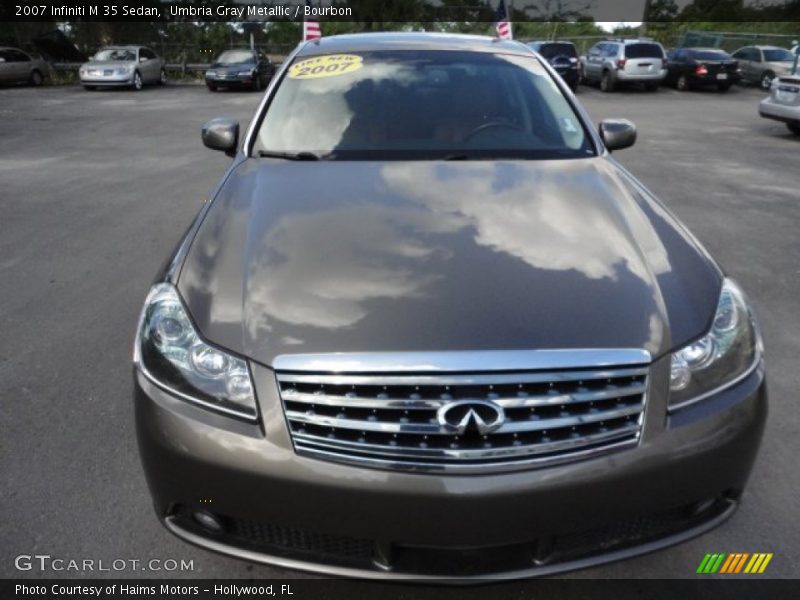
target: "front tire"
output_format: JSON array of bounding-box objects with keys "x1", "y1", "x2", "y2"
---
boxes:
[
  {"x1": 158, "y1": 68, "x2": 167, "y2": 85},
  {"x1": 788, "y1": 122, "x2": 800, "y2": 136},
  {"x1": 676, "y1": 74, "x2": 689, "y2": 91},
  {"x1": 600, "y1": 71, "x2": 615, "y2": 92},
  {"x1": 29, "y1": 69, "x2": 44, "y2": 86},
  {"x1": 253, "y1": 74, "x2": 262, "y2": 91},
  {"x1": 760, "y1": 71, "x2": 775, "y2": 90},
  {"x1": 132, "y1": 71, "x2": 143, "y2": 91},
  {"x1": 207, "y1": 83, "x2": 217, "y2": 92}
]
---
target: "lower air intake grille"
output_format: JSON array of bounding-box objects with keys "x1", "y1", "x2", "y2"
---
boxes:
[{"x1": 276, "y1": 359, "x2": 648, "y2": 473}]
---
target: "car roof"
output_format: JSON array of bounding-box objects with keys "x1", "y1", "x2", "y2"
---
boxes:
[
  {"x1": 684, "y1": 47, "x2": 729, "y2": 52},
  {"x1": 528, "y1": 40, "x2": 575, "y2": 45},
  {"x1": 295, "y1": 32, "x2": 530, "y2": 58}
]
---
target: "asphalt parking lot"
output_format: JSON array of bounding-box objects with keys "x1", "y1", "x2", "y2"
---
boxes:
[{"x1": 1, "y1": 81, "x2": 798, "y2": 580}]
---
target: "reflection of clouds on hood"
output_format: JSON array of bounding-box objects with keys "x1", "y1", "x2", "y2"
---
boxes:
[
  {"x1": 381, "y1": 161, "x2": 659, "y2": 281},
  {"x1": 244, "y1": 204, "x2": 439, "y2": 336}
]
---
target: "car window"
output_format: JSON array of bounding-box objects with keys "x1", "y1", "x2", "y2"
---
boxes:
[
  {"x1": 625, "y1": 43, "x2": 664, "y2": 59},
  {"x1": 604, "y1": 44, "x2": 619, "y2": 57},
  {"x1": 536, "y1": 43, "x2": 578, "y2": 60},
  {"x1": 671, "y1": 49, "x2": 686, "y2": 61},
  {"x1": 94, "y1": 48, "x2": 136, "y2": 61},
  {"x1": 749, "y1": 48, "x2": 762, "y2": 62},
  {"x1": 255, "y1": 50, "x2": 593, "y2": 160},
  {"x1": 763, "y1": 48, "x2": 794, "y2": 62},
  {"x1": 140, "y1": 48, "x2": 156, "y2": 60},
  {"x1": 216, "y1": 50, "x2": 255, "y2": 65},
  {"x1": 690, "y1": 50, "x2": 731, "y2": 61}
]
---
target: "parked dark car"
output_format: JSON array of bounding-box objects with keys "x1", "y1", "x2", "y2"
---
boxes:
[
  {"x1": 134, "y1": 33, "x2": 766, "y2": 581},
  {"x1": 665, "y1": 47, "x2": 741, "y2": 91},
  {"x1": 0, "y1": 47, "x2": 48, "y2": 86},
  {"x1": 526, "y1": 40, "x2": 580, "y2": 91},
  {"x1": 205, "y1": 49, "x2": 275, "y2": 91}
]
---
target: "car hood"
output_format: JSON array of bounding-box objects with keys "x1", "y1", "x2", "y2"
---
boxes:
[{"x1": 178, "y1": 158, "x2": 721, "y2": 366}]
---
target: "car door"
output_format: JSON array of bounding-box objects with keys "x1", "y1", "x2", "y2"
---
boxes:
[
  {"x1": 667, "y1": 48, "x2": 684, "y2": 82},
  {"x1": 257, "y1": 51, "x2": 271, "y2": 82},
  {"x1": 7, "y1": 49, "x2": 31, "y2": 82},
  {"x1": 0, "y1": 50, "x2": 12, "y2": 83},
  {"x1": 138, "y1": 48, "x2": 158, "y2": 82},
  {"x1": 731, "y1": 48, "x2": 750, "y2": 81},
  {"x1": 741, "y1": 48, "x2": 760, "y2": 83},
  {"x1": 584, "y1": 44, "x2": 604, "y2": 80}
]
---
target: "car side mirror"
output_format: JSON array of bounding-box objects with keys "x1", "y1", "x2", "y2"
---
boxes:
[
  {"x1": 202, "y1": 118, "x2": 239, "y2": 157},
  {"x1": 599, "y1": 119, "x2": 637, "y2": 152}
]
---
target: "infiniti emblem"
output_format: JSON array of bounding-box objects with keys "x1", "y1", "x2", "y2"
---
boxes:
[{"x1": 437, "y1": 400, "x2": 505, "y2": 435}]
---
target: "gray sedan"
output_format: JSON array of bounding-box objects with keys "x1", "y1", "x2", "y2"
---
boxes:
[
  {"x1": 0, "y1": 47, "x2": 48, "y2": 86},
  {"x1": 731, "y1": 45, "x2": 796, "y2": 89},
  {"x1": 133, "y1": 33, "x2": 766, "y2": 581},
  {"x1": 79, "y1": 46, "x2": 166, "y2": 91}
]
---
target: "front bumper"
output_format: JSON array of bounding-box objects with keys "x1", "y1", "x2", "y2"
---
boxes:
[
  {"x1": 134, "y1": 357, "x2": 767, "y2": 580},
  {"x1": 205, "y1": 75, "x2": 254, "y2": 87},
  {"x1": 80, "y1": 73, "x2": 134, "y2": 87},
  {"x1": 759, "y1": 96, "x2": 800, "y2": 123}
]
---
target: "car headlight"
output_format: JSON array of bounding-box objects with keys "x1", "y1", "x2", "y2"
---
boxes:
[
  {"x1": 238, "y1": 69, "x2": 255, "y2": 76},
  {"x1": 117, "y1": 66, "x2": 133, "y2": 75},
  {"x1": 205, "y1": 70, "x2": 216, "y2": 77},
  {"x1": 134, "y1": 283, "x2": 257, "y2": 420},
  {"x1": 669, "y1": 278, "x2": 762, "y2": 410}
]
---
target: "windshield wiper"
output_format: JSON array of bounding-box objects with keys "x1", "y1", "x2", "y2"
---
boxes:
[{"x1": 257, "y1": 150, "x2": 323, "y2": 161}]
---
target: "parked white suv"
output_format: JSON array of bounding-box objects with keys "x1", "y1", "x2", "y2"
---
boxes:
[{"x1": 582, "y1": 39, "x2": 667, "y2": 92}]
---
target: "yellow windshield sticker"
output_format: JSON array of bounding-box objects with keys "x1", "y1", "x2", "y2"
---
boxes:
[{"x1": 288, "y1": 54, "x2": 363, "y2": 79}]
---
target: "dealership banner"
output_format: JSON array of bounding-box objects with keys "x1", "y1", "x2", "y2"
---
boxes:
[
  {"x1": 3, "y1": 579, "x2": 800, "y2": 599},
  {"x1": 2, "y1": 0, "x2": 800, "y2": 22}
]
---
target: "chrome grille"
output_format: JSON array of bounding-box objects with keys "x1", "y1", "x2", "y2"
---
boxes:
[{"x1": 276, "y1": 360, "x2": 648, "y2": 473}]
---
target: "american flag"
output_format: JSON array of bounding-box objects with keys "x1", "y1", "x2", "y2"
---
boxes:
[
  {"x1": 494, "y1": 0, "x2": 513, "y2": 40},
  {"x1": 303, "y1": 0, "x2": 322, "y2": 41}
]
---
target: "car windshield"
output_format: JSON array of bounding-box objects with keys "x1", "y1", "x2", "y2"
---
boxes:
[
  {"x1": 216, "y1": 50, "x2": 254, "y2": 64},
  {"x1": 625, "y1": 43, "x2": 663, "y2": 59},
  {"x1": 535, "y1": 43, "x2": 578, "y2": 59},
  {"x1": 255, "y1": 50, "x2": 592, "y2": 160},
  {"x1": 763, "y1": 48, "x2": 794, "y2": 62},
  {"x1": 94, "y1": 48, "x2": 136, "y2": 62},
  {"x1": 691, "y1": 50, "x2": 731, "y2": 61}
]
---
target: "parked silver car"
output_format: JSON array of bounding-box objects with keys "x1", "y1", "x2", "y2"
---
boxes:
[
  {"x1": 79, "y1": 46, "x2": 166, "y2": 91},
  {"x1": 581, "y1": 39, "x2": 667, "y2": 92},
  {"x1": 0, "y1": 47, "x2": 48, "y2": 86},
  {"x1": 731, "y1": 45, "x2": 795, "y2": 89},
  {"x1": 760, "y1": 74, "x2": 800, "y2": 135}
]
